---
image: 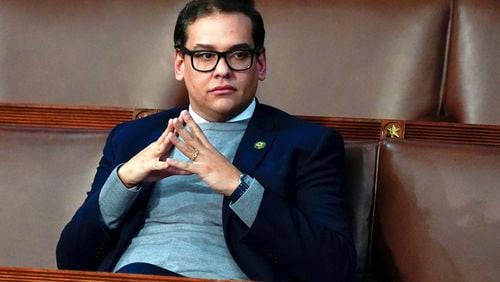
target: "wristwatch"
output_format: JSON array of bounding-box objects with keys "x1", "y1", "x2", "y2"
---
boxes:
[{"x1": 230, "y1": 174, "x2": 252, "y2": 204}]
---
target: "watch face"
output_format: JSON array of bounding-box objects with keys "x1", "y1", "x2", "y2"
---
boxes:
[
  {"x1": 231, "y1": 175, "x2": 252, "y2": 203},
  {"x1": 241, "y1": 174, "x2": 252, "y2": 188}
]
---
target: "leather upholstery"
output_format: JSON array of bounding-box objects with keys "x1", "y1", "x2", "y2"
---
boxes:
[
  {"x1": 0, "y1": 129, "x2": 382, "y2": 278},
  {"x1": 0, "y1": 0, "x2": 450, "y2": 121},
  {"x1": 1, "y1": 0, "x2": 499, "y2": 123},
  {"x1": 444, "y1": 0, "x2": 500, "y2": 124},
  {"x1": 1, "y1": 0, "x2": 500, "y2": 280},
  {"x1": 0, "y1": 127, "x2": 107, "y2": 268},
  {"x1": 0, "y1": 0, "x2": 188, "y2": 109},
  {"x1": 374, "y1": 140, "x2": 500, "y2": 281},
  {"x1": 344, "y1": 141, "x2": 379, "y2": 278},
  {"x1": 258, "y1": 0, "x2": 449, "y2": 120},
  {"x1": 2, "y1": 126, "x2": 500, "y2": 282}
]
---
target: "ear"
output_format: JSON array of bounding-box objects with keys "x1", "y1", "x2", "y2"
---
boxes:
[
  {"x1": 174, "y1": 49, "x2": 185, "y2": 81},
  {"x1": 256, "y1": 49, "x2": 267, "y2": 81}
]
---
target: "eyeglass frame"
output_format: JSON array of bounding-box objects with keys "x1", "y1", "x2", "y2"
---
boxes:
[{"x1": 177, "y1": 45, "x2": 263, "y2": 73}]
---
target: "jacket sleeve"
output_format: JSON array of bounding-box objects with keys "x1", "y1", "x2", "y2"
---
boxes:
[
  {"x1": 56, "y1": 126, "x2": 121, "y2": 271},
  {"x1": 241, "y1": 129, "x2": 356, "y2": 281}
]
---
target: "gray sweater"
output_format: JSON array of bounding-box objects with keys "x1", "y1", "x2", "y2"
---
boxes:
[{"x1": 98, "y1": 120, "x2": 264, "y2": 279}]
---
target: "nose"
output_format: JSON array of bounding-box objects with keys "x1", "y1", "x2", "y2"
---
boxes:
[{"x1": 213, "y1": 56, "x2": 231, "y2": 77}]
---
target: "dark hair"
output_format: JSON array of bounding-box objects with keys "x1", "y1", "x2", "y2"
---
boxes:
[{"x1": 174, "y1": 0, "x2": 265, "y2": 50}]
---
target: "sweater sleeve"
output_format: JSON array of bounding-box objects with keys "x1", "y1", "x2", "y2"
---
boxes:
[
  {"x1": 229, "y1": 177, "x2": 264, "y2": 227},
  {"x1": 99, "y1": 165, "x2": 141, "y2": 228}
]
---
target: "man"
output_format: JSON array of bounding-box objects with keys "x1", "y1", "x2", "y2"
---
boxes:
[{"x1": 56, "y1": 0, "x2": 355, "y2": 281}]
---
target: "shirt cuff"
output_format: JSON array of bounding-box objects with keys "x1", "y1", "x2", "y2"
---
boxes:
[
  {"x1": 98, "y1": 164, "x2": 141, "y2": 228},
  {"x1": 229, "y1": 177, "x2": 264, "y2": 228}
]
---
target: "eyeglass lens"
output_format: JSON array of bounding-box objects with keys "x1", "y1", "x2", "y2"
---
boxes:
[{"x1": 191, "y1": 50, "x2": 253, "y2": 71}]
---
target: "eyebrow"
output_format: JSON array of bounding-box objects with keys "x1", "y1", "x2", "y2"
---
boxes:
[{"x1": 192, "y1": 43, "x2": 254, "y2": 50}]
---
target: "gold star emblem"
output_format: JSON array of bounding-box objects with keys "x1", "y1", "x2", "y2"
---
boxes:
[
  {"x1": 254, "y1": 141, "x2": 266, "y2": 150},
  {"x1": 386, "y1": 124, "x2": 401, "y2": 138}
]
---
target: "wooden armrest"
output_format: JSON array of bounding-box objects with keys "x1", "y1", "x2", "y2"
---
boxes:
[{"x1": 0, "y1": 265, "x2": 248, "y2": 282}]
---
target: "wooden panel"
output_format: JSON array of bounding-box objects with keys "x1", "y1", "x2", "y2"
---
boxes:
[
  {"x1": 300, "y1": 115, "x2": 500, "y2": 146},
  {"x1": 0, "y1": 103, "x2": 133, "y2": 130},
  {"x1": 0, "y1": 266, "x2": 240, "y2": 282},
  {"x1": 297, "y1": 116, "x2": 382, "y2": 140},
  {"x1": 405, "y1": 120, "x2": 500, "y2": 146},
  {"x1": 1, "y1": 103, "x2": 499, "y2": 146}
]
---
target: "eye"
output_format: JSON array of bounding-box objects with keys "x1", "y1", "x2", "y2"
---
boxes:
[
  {"x1": 230, "y1": 50, "x2": 251, "y2": 60},
  {"x1": 193, "y1": 52, "x2": 216, "y2": 60}
]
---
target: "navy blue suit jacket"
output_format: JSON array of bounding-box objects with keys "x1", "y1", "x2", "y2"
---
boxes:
[{"x1": 56, "y1": 103, "x2": 356, "y2": 281}]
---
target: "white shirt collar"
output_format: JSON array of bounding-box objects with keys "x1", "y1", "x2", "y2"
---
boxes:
[{"x1": 189, "y1": 98, "x2": 256, "y2": 123}]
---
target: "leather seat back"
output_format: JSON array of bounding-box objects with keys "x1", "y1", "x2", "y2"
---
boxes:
[
  {"x1": 374, "y1": 140, "x2": 500, "y2": 281},
  {"x1": 344, "y1": 141, "x2": 379, "y2": 278},
  {"x1": 1, "y1": 0, "x2": 449, "y2": 120},
  {"x1": 0, "y1": 0, "x2": 188, "y2": 108},
  {"x1": 0, "y1": 127, "x2": 107, "y2": 268},
  {"x1": 258, "y1": 0, "x2": 449, "y2": 120},
  {"x1": 444, "y1": 0, "x2": 500, "y2": 124}
]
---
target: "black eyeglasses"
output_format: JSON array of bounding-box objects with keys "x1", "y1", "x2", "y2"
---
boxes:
[{"x1": 178, "y1": 46, "x2": 260, "y2": 72}]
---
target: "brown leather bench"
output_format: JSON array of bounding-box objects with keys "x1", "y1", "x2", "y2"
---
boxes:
[
  {"x1": 0, "y1": 127, "x2": 108, "y2": 268},
  {"x1": 3, "y1": 0, "x2": 499, "y2": 124},
  {"x1": 1, "y1": 0, "x2": 500, "y2": 280},
  {"x1": 2, "y1": 110, "x2": 499, "y2": 281},
  {"x1": 374, "y1": 140, "x2": 500, "y2": 281},
  {"x1": 0, "y1": 124, "x2": 380, "y2": 280},
  {"x1": 444, "y1": 0, "x2": 500, "y2": 124},
  {"x1": 344, "y1": 141, "x2": 379, "y2": 280}
]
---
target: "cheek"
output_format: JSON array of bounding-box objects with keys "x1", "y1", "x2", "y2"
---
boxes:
[
  {"x1": 184, "y1": 73, "x2": 207, "y2": 94},
  {"x1": 240, "y1": 73, "x2": 259, "y2": 93}
]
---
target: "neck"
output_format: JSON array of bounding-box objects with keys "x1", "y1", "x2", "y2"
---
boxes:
[{"x1": 189, "y1": 99, "x2": 256, "y2": 123}]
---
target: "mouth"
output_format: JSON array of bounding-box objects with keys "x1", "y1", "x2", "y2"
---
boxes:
[{"x1": 209, "y1": 85, "x2": 237, "y2": 95}]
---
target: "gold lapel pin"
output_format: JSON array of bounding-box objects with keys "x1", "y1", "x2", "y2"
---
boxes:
[{"x1": 254, "y1": 141, "x2": 266, "y2": 150}]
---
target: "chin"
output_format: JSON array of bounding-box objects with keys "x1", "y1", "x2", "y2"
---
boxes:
[
  {"x1": 211, "y1": 99, "x2": 241, "y2": 111},
  {"x1": 210, "y1": 103, "x2": 245, "y2": 120}
]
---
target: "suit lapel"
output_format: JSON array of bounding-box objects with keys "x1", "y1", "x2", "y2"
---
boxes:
[
  {"x1": 232, "y1": 122, "x2": 275, "y2": 175},
  {"x1": 234, "y1": 103, "x2": 276, "y2": 175},
  {"x1": 223, "y1": 103, "x2": 277, "y2": 225}
]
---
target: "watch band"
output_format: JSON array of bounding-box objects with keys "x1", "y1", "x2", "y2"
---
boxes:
[{"x1": 230, "y1": 174, "x2": 252, "y2": 203}]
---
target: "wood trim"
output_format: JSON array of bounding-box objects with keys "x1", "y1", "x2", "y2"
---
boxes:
[
  {"x1": 0, "y1": 265, "x2": 240, "y2": 282},
  {"x1": 405, "y1": 120, "x2": 500, "y2": 146},
  {"x1": 1, "y1": 103, "x2": 499, "y2": 146},
  {"x1": 0, "y1": 103, "x2": 133, "y2": 130},
  {"x1": 299, "y1": 116, "x2": 500, "y2": 146},
  {"x1": 296, "y1": 115, "x2": 382, "y2": 140}
]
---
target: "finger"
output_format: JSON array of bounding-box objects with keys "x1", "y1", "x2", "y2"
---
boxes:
[
  {"x1": 166, "y1": 158, "x2": 197, "y2": 174},
  {"x1": 180, "y1": 110, "x2": 209, "y2": 146},
  {"x1": 148, "y1": 161, "x2": 193, "y2": 181},
  {"x1": 158, "y1": 119, "x2": 174, "y2": 144},
  {"x1": 152, "y1": 159, "x2": 192, "y2": 174},
  {"x1": 168, "y1": 131, "x2": 193, "y2": 158},
  {"x1": 156, "y1": 119, "x2": 176, "y2": 156},
  {"x1": 172, "y1": 117, "x2": 194, "y2": 144},
  {"x1": 152, "y1": 159, "x2": 169, "y2": 170},
  {"x1": 165, "y1": 165, "x2": 193, "y2": 176}
]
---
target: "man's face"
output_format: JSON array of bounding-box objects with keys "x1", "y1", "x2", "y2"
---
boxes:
[{"x1": 174, "y1": 12, "x2": 266, "y2": 122}]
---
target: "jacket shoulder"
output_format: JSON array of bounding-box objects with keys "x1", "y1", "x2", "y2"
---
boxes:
[
  {"x1": 104, "y1": 108, "x2": 183, "y2": 159},
  {"x1": 114, "y1": 108, "x2": 183, "y2": 133}
]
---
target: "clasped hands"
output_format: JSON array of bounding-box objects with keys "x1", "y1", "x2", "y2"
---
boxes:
[{"x1": 118, "y1": 110, "x2": 241, "y2": 196}]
